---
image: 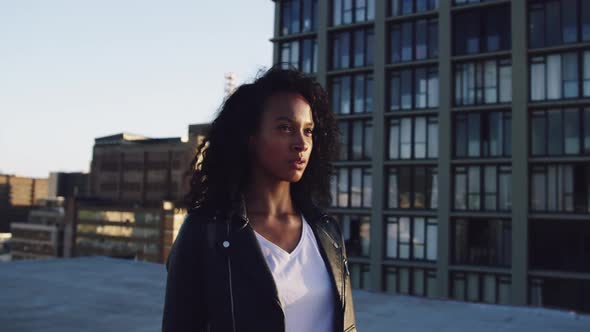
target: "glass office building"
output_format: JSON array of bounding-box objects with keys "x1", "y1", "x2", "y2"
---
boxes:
[{"x1": 271, "y1": 0, "x2": 590, "y2": 313}]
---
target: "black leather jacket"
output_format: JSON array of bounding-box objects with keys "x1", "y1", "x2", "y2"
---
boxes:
[{"x1": 161, "y1": 197, "x2": 357, "y2": 332}]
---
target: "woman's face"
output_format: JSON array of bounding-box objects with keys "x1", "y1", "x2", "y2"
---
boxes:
[{"x1": 249, "y1": 92, "x2": 314, "y2": 183}]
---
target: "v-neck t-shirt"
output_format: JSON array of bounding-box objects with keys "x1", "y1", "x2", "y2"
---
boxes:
[{"x1": 253, "y1": 214, "x2": 336, "y2": 332}]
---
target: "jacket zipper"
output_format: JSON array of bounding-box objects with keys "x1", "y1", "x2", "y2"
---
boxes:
[{"x1": 226, "y1": 222, "x2": 237, "y2": 332}]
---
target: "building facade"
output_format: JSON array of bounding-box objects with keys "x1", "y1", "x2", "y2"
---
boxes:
[
  {"x1": 89, "y1": 124, "x2": 208, "y2": 207},
  {"x1": 0, "y1": 174, "x2": 49, "y2": 232},
  {"x1": 272, "y1": 0, "x2": 590, "y2": 313}
]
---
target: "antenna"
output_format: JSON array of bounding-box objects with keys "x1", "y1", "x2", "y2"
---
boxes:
[{"x1": 224, "y1": 72, "x2": 237, "y2": 98}]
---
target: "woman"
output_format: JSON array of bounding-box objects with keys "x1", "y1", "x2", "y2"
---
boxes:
[{"x1": 162, "y1": 67, "x2": 357, "y2": 332}]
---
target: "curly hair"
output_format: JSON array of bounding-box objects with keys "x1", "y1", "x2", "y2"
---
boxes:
[{"x1": 184, "y1": 66, "x2": 340, "y2": 215}]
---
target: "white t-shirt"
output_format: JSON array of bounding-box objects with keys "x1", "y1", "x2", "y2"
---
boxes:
[{"x1": 253, "y1": 214, "x2": 336, "y2": 332}]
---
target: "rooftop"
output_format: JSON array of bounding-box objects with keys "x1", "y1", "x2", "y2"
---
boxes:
[{"x1": 1, "y1": 257, "x2": 588, "y2": 332}]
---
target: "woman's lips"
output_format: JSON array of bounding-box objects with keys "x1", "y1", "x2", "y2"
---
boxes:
[{"x1": 289, "y1": 160, "x2": 305, "y2": 170}]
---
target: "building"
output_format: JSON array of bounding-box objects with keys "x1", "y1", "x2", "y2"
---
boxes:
[
  {"x1": 89, "y1": 124, "x2": 208, "y2": 207},
  {"x1": 0, "y1": 174, "x2": 49, "y2": 232},
  {"x1": 48, "y1": 172, "x2": 90, "y2": 199},
  {"x1": 65, "y1": 197, "x2": 186, "y2": 264},
  {"x1": 271, "y1": 0, "x2": 590, "y2": 313}
]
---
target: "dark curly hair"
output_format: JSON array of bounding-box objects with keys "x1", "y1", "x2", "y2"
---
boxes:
[{"x1": 185, "y1": 66, "x2": 339, "y2": 216}]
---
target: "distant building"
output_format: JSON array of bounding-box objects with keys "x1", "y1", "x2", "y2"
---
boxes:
[
  {"x1": 48, "y1": 172, "x2": 90, "y2": 199},
  {"x1": 66, "y1": 197, "x2": 186, "y2": 264},
  {"x1": 0, "y1": 174, "x2": 49, "y2": 232},
  {"x1": 89, "y1": 124, "x2": 208, "y2": 207}
]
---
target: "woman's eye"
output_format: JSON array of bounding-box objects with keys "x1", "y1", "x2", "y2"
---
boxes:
[
  {"x1": 279, "y1": 125, "x2": 291, "y2": 132},
  {"x1": 305, "y1": 128, "x2": 314, "y2": 135}
]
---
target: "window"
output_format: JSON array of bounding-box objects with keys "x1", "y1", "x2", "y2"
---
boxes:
[
  {"x1": 390, "y1": 18, "x2": 438, "y2": 63},
  {"x1": 280, "y1": 38, "x2": 318, "y2": 74},
  {"x1": 390, "y1": 0, "x2": 438, "y2": 16},
  {"x1": 349, "y1": 263, "x2": 371, "y2": 289},
  {"x1": 331, "y1": 74, "x2": 373, "y2": 114},
  {"x1": 390, "y1": 67, "x2": 439, "y2": 111},
  {"x1": 530, "y1": 219, "x2": 590, "y2": 273},
  {"x1": 453, "y1": 218, "x2": 511, "y2": 267},
  {"x1": 453, "y1": 5, "x2": 511, "y2": 55},
  {"x1": 281, "y1": 0, "x2": 319, "y2": 35},
  {"x1": 385, "y1": 216, "x2": 437, "y2": 261},
  {"x1": 331, "y1": 167, "x2": 372, "y2": 208},
  {"x1": 331, "y1": 28, "x2": 374, "y2": 69},
  {"x1": 528, "y1": 0, "x2": 590, "y2": 48},
  {"x1": 384, "y1": 267, "x2": 437, "y2": 298},
  {"x1": 334, "y1": 214, "x2": 371, "y2": 257},
  {"x1": 388, "y1": 116, "x2": 438, "y2": 159},
  {"x1": 333, "y1": 0, "x2": 375, "y2": 26},
  {"x1": 454, "y1": 165, "x2": 512, "y2": 211},
  {"x1": 530, "y1": 51, "x2": 590, "y2": 101},
  {"x1": 454, "y1": 59, "x2": 512, "y2": 106},
  {"x1": 338, "y1": 119, "x2": 373, "y2": 160},
  {"x1": 531, "y1": 108, "x2": 590, "y2": 156},
  {"x1": 530, "y1": 163, "x2": 590, "y2": 213},
  {"x1": 451, "y1": 272, "x2": 511, "y2": 305},
  {"x1": 387, "y1": 166, "x2": 438, "y2": 209},
  {"x1": 529, "y1": 277, "x2": 590, "y2": 313},
  {"x1": 455, "y1": 111, "x2": 511, "y2": 158}
]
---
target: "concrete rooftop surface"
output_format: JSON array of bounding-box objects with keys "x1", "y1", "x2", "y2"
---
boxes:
[{"x1": 1, "y1": 257, "x2": 589, "y2": 332}]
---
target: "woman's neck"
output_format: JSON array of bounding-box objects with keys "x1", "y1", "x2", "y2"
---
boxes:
[{"x1": 243, "y1": 179, "x2": 297, "y2": 218}]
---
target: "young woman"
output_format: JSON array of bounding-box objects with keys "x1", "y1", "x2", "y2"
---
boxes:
[{"x1": 162, "y1": 67, "x2": 357, "y2": 332}]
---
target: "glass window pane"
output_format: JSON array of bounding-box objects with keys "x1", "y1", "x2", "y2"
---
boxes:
[
  {"x1": 391, "y1": 26, "x2": 401, "y2": 63},
  {"x1": 428, "y1": 118, "x2": 438, "y2": 158},
  {"x1": 386, "y1": 220, "x2": 398, "y2": 258},
  {"x1": 468, "y1": 113, "x2": 481, "y2": 157},
  {"x1": 366, "y1": 76, "x2": 373, "y2": 112},
  {"x1": 499, "y1": 168, "x2": 511, "y2": 211},
  {"x1": 401, "y1": 70, "x2": 413, "y2": 109},
  {"x1": 333, "y1": 0, "x2": 342, "y2": 26},
  {"x1": 352, "y1": 120, "x2": 363, "y2": 159},
  {"x1": 427, "y1": 221, "x2": 437, "y2": 260},
  {"x1": 484, "y1": 60, "x2": 498, "y2": 104},
  {"x1": 546, "y1": 1, "x2": 561, "y2": 46},
  {"x1": 399, "y1": 217, "x2": 410, "y2": 258},
  {"x1": 413, "y1": 218, "x2": 425, "y2": 259},
  {"x1": 415, "y1": 68, "x2": 427, "y2": 108},
  {"x1": 468, "y1": 166, "x2": 480, "y2": 210},
  {"x1": 338, "y1": 168, "x2": 349, "y2": 207},
  {"x1": 548, "y1": 110, "x2": 564, "y2": 155},
  {"x1": 414, "y1": 167, "x2": 426, "y2": 208},
  {"x1": 531, "y1": 60, "x2": 546, "y2": 101},
  {"x1": 343, "y1": 0, "x2": 353, "y2": 24},
  {"x1": 389, "y1": 120, "x2": 400, "y2": 159},
  {"x1": 415, "y1": 117, "x2": 427, "y2": 159},
  {"x1": 454, "y1": 168, "x2": 467, "y2": 210},
  {"x1": 529, "y1": 6, "x2": 544, "y2": 48},
  {"x1": 354, "y1": 75, "x2": 365, "y2": 113},
  {"x1": 402, "y1": 22, "x2": 413, "y2": 61},
  {"x1": 563, "y1": 53, "x2": 579, "y2": 98},
  {"x1": 456, "y1": 115, "x2": 467, "y2": 157},
  {"x1": 467, "y1": 273, "x2": 479, "y2": 302},
  {"x1": 341, "y1": 76, "x2": 351, "y2": 114},
  {"x1": 547, "y1": 55, "x2": 562, "y2": 100},
  {"x1": 364, "y1": 122, "x2": 373, "y2": 159},
  {"x1": 499, "y1": 62, "x2": 512, "y2": 102},
  {"x1": 429, "y1": 19, "x2": 438, "y2": 58},
  {"x1": 428, "y1": 68, "x2": 439, "y2": 107},
  {"x1": 362, "y1": 169, "x2": 372, "y2": 208},
  {"x1": 399, "y1": 167, "x2": 411, "y2": 208},
  {"x1": 531, "y1": 169, "x2": 546, "y2": 210},
  {"x1": 339, "y1": 121, "x2": 349, "y2": 160},
  {"x1": 585, "y1": 108, "x2": 590, "y2": 154},
  {"x1": 351, "y1": 168, "x2": 362, "y2": 207},
  {"x1": 401, "y1": 118, "x2": 412, "y2": 159},
  {"x1": 564, "y1": 108, "x2": 580, "y2": 154},
  {"x1": 354, "y1": 30, "x2": 365, "y2": 67},
  {"x1": 532, "y1": 112, "x2": 546, "y2": 156},
  {"x1": 391, "y1": 73, "x2": 400, "y2": 111},
  {"x1": 484, "y1": 166, "x2": 497, "y2": 211},
  {"x1": 388, "y1": 170, "x2": 399, "y2": 208},
  {"x1": 483, "y1": 275, "x2": 496, "y2": 304},
  {"x1": 583, "y1": 1, "x2": 590, "y2": 41},
  {"x1": 416, "y1": 20, "x2": 427, "y2": 60},
  {"x1": 489, "y1": 112, "x2": 502, "y2": 157},
  {"x1": 563, "y1": 0, "x2": 578, "y2": 44},
  {"x1": 584, "y1": 51, "x2": 590, "y2": 97}
]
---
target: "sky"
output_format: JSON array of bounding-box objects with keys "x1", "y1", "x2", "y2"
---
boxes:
[{"x1": 0, "y1": 0, "x2": 274, "y2": 178}]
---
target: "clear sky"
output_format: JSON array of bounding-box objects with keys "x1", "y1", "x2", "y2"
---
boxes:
[{"x1": 0, "y1": 0, "x2": 274, "y2": 178}]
